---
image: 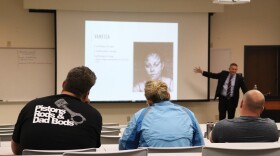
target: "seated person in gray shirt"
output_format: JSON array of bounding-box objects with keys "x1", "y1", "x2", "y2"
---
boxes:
[{"x1": 209, "y1": 89, "x2": 279, "y2": 143}]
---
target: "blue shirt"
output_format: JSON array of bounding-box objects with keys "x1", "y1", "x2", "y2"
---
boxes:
[{"x1": 119, "y1": 101, "x2": 204, "y2": 150}]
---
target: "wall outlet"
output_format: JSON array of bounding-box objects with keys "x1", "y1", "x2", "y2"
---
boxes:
[{"x1": 7, "y1": 41, "x2": 11, "y2": 47}]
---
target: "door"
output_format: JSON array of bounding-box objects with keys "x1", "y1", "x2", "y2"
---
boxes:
[{"x1": 244, "y1": 46, "x2": 280, "y2": 99}]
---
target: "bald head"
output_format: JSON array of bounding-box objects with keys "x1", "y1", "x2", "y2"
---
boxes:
[{"x1": 242, "y1": 90, "x2": 265, "y2": 113}]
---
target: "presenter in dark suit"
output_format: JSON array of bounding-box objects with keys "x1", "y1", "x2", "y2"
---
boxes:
[{"x1": 194, "y1": 63, "x2": 248, "y2": 120}]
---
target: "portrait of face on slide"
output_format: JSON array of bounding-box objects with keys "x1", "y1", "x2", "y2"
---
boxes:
[{"x1": 133, "y1": 42, "x2": 174, "y2": 92}]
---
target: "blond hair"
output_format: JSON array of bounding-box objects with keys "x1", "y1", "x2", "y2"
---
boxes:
[{"x1": 144, "y1": 80, "x2": 170, "y2": 103}]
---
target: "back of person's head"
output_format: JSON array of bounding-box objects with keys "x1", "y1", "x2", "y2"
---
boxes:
[
  {"x1": 63, "y1": 66, "x2": 97, "y2": 98},
  {"x1": 144, "y1": 80, "x2": 170, "y2": 103},
  {"x1": 242, "y1": 90, "x2": 265, "y2": 114}
]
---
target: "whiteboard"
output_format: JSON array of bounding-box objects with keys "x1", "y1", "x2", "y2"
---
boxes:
[{"x1": 0, "y1": 48, "x2": 55, "y2": 101}]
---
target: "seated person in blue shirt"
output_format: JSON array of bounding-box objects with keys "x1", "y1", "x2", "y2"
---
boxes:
[{"x1": 119, "y1": 80, "x2": 204, "y2": 150}]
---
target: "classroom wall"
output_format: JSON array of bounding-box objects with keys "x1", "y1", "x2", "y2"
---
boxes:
[
  {"x1": 0, "y1": 0, "x2": 54, "y2": 48},
  {"x1": 210, "y1": 0, "x2": 280, "y2": 120},
  {"x1": 211, "y1": 0, "x2": 280, "y2": 74},
  {"x1": 0, "y1": 0, "x2": 279, "y2": 125}
]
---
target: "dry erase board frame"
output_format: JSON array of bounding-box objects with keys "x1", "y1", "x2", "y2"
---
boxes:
[{"x1": 0, "y1": 48, "x2": 55, "y2": 102}]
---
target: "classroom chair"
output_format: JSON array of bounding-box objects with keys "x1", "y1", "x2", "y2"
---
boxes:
[
  {"x1": 63, "y1": 148, "x2": 148, "y2": 156},
  {"x1": 202, "y1": 143, "x2": 280, "y2": 156},
  {"x1": 139, "y1": 146, "x2": 203, "y2": 153},
  {"x1": 22, "y1": 147, "x2": 97, "y2": 155},
  {"x1": 101, "y1": 135, "x2": 121, "y2": 144}
]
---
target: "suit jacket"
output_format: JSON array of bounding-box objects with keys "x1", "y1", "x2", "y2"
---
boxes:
[{"x1": 203, "y1": 70, "x2": 248, "y2": 107}]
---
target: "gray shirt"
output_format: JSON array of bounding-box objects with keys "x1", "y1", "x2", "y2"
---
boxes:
[{"x1": 211, "y1": 116, "x2": 279, "y2": 143}]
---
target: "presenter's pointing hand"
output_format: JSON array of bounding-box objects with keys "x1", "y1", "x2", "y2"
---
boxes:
[{"x1": 194, "y1": 67, "x2": 203, "y2": 74}]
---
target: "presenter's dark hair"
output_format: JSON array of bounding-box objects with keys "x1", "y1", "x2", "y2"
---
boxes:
[
  {"x1": 230, "y1": 63, "x2": 238, "y2": 67},
  {"x1": 63, "y1": 66, "x2": 97, "y2": 98}
]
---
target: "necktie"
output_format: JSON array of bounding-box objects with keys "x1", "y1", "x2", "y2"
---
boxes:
[{"x1": 227, "y1": 75, "x2": 233, "y2": 98}]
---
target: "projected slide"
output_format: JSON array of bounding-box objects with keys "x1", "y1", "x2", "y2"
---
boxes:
[{"x1": 85, "y1": 21, "x2": 178, "y2": 101}]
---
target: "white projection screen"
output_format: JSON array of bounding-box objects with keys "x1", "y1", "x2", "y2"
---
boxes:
[{"x1": 56, "y1": 11, "x2": 209, "y2": 102}]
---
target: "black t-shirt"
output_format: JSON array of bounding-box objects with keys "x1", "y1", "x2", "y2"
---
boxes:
[{"x1": 12, "y1": 94, "x2": 102, "y2": 151}]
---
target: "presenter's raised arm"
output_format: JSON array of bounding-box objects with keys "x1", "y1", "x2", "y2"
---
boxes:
[{"x1": 193, "y1": 66, "x2": 203, "y2": 74}]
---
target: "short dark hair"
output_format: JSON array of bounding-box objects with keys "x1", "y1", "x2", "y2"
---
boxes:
[
  {"x1": 230, "y1": 63, "x2": 238, "y2": 67},
  {"x1": 63, "y1": 66, "x2": 97, "y2": 98}
]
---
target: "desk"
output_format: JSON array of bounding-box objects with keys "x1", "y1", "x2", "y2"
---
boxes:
[
  {"x1": 265, "y1": 101, "x2": 280, "y2": 110},
  {"x1": 205, "y1": 142, "x2": 280, "y2": 149},
  {"x1": 276, "y1": 123, "x2": 280, "y2": 130},
  {"x1": 0, "y1": 141, "x2": 12, "y2": 155},
  {"x1": 0, "y1": 146, "x2": 12, "y2": 155},
  {"x1": 0, "y1": 139, "x2": 214, "y2": 154},
  {"x1": 0, "y1": 141, "x2": 10, "y2": 147},
  {"x1": 149, "y1": 153, "x2": 201, "y2": 156},
  {"x1": 0, "y1": 143, "x2": 204, "y2": 155},
  {"x1": 0, "y1": 141, "x2": 10, "y2": 155},
  {"x1": 0, "y1": 142, "x2": 119, "y2": 155},
  {"x1": 204, "y1": 138, "x2": 211, "y2": 145},
  {"x1": 99, "y1": 144, "x2": 118, "y2": 152},
  {"x1": 276, "y1": 123, "x2": 280, "y2": 136},
  {"x1": 199, "y1": 124, "x2": 206, "y2": 133},
  {"x1": 2, "y1": 141, "x2": 279, "y2": 155}
]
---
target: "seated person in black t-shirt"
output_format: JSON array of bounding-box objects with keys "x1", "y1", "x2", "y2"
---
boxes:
[
  {"x1": 11, "y1": 66, "x2": 102, "y2": 155},
  {"x1": 209, "y1": 90, "x2": 279, "y2": 143}
]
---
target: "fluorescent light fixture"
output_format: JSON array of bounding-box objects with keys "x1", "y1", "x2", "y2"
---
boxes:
[{"x1": 213, "y1": 0, "x2": 250, "y2": 4}]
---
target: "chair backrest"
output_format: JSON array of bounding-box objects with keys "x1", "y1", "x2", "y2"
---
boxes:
[
  {"x1": 101, "y1": 130, "x2": 120, "y2": 136},
  {"x1": 102, "y1": 123, "x2": 119, "y2": 126},
  {"x1": 0, "y1": 133, "x2": 13, "y2": 141},
  {"x1": 140, "y1": 146, "x2": 203, "y2": 153},
  {"x1": 0, "y1": 124, "x2": 15, "y2": 128},
  {"x1": 101, "y1": 126, "x2": 121, "y2": 132},
  {"x1": 202, "y1": 143, "x2": 280, "y2": 156},
  {"x1": 101, "y1": 135, "x2": 121, "y2": 144},
  {"x1": 63, "y1": 148, "x2": 148, "y2": 156},
  {"x1": 22, "y1": 147, "x2": 96, "y2": 155},
  {"x1": 0, "y1": 124, "x2": 15, "y2": 132},
  {"x1": 0, "y1": 129, "x2": 14, "y2": 133}
]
